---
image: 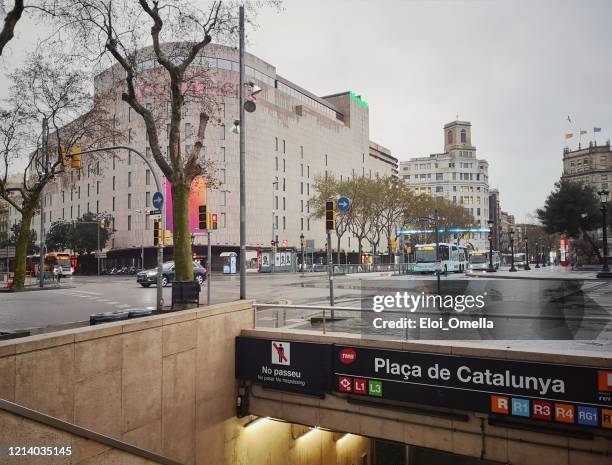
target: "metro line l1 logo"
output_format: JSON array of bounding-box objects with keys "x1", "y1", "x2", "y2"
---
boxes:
[
  {"x1": 339, "y1": 348, "x2": 357, "y2": 364},
  {"x1": 271, "y1": 341, "x2": 290, "y2": 365}
]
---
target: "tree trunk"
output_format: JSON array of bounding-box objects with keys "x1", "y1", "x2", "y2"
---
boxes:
[
  {"x1": 13, "y1": 204, "x2": 35, "y2": 289},
  {"x1": 171, "y1": 181, "x2": 194, "y2": 282},
  {"x1": 336, "y1": 235, "x2": 342, "y2": 265}
]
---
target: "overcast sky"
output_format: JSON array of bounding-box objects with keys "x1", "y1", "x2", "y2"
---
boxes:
[{"x1": 2, "y1": 0, "x2": 610, "y2": 222}]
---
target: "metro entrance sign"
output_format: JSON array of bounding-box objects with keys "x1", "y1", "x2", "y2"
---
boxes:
[
  {"x1": 333, "y1": 345, "x2": 612, "y2": 429},
  {"x1": 235, "y1": 337, "x2": 612, "y2": 430}
]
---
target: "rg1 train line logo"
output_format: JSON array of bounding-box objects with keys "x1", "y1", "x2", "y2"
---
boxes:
[
  {"x1": 271, "y1": 341, "x2": 290, "y2": 366},
  {"x1": 339, "y1": 348, "x2": 357, "y2": 364}
]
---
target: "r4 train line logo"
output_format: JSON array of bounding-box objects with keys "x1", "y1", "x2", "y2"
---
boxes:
[{"x1": 271, "y1": 341, "x2": 290, "y2": 366}]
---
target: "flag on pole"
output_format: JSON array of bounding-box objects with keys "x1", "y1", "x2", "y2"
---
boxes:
[
  {"x1": 565, "y1": 133, "x2": 573, "y2": 139},
  {"x1": 594, "y1": 127, "x2": 602, "y2": 133},
  {"x1": 580, "y1": 129, "x2": 588, "y2": 135}
]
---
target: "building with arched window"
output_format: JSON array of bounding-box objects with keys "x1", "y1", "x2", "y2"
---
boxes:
[{"x1": 399, "y1": 119, "x2": 491, "y2": 250}]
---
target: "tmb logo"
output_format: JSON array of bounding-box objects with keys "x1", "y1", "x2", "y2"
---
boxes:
[
  {"x1": 339, "y1": 348, "x2": 357, "y2": 364},
  {"x1": 271, "y1": 341, "x2": 290, "y2": 366}
]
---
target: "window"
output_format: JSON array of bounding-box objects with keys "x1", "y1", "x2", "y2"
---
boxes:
[
  {"x1": 307, "y1": 218, "x2": 310, "y2": 231},
  {"x1": 62, "y1": 191, "x2": 65, "y2": 203},
  {"x1": 70, "y1": 205, "x2": 73, "y2": 218},
  {"x1": 146, "y1": 170, "x2": 150, "y2": 185},
  {"x1": 96, "y1": 200, "x2": 99, "y2": 214},
  {"x1": 128, "y1": 107, "x2": 132, "y2": 122},
  {"x1": 87, "y1": 184, "x2": 90, "y2": 197},
  {"x1": 283, "y1": 159, "x2": 286, "y2": 173},
  {"x1": 325, "y1": 154, "x2": 328, "y2": 166},
  {"x1": 282, "y1": 178, "x2": 286, "y2": 192},
  {"x1": 128, "y1": 215, "x2": 132, "y2": 231},
  {"x1": 282, "y1": 139, "x2": 286, "y2": 153},
  {"x1": 77, "y1": 205, "x2": 80, "y2": 217},
  {"x1": 220, "y1": 147, "x2": 225, "y2": 162},
  {"x1": 307, "y1": 184, "x2": 310, "y2": 195},
  {"x1": 436, "y1": 186, "x2": 443, "y2": 192},
  {"x1": 219, "y1": 102, "x2": 225, "y2": 118},
  {"x1": 128, "y1": 152, "x2": 131, "y2": 165},
  {"x1": 166, "y1": 123, "x2": 171, "y2": 139},
  {"x1": 307, "y1": 166, "x2": 310, "y2": 178},
  {"x1": 282, "y1": 197, "x2": 286, "y2": 211},
  {"x1": 275, "y1": 137, "x2": 278, "y2": 151},
  {"x1": 96, "y1": 181, "x2": 100, "y2": 195},
  {"x1": 301, "y1": 164, "x2": 304, "y2": 176},
  {"x1": 220, "y1": 169, "x2": 226, "y2": 183},
  {"x1": 146, "y1": 147, "x2": 152, "y2": 158},
  {"x1": 220, "y1": 124, "x2": 225, "y2": 140},
  {"x1": 300, "y1": 146, "x2": 303, "y2": 159},
  {"x1": 460, "y1": 129, "x2": 466, "y2": 143},
  {"x1": 301, "y1": 217, "x2": 304, "y2": 230},
  {"x1": 275, "y1": 157, "x2": 278, "y2": 171},
  {"x1": 301, "y1": 200, "x2": 304, "y2": 212},
  {"x1": 447, "y1": 130, "x2": 453, "y2": 145},
  {"x1": 112, "y1": 197, "x2": 115, "y2": 211},
  {"x1": 300, "y1": 182, "x2": 303, "y2": 194},
  {"x1": 436, "y1": 173, "x2": 443, "y2": 180},
  {"x1": 128, "y1": 128, "x2": 132, "y2": 143},
  {"x1": 220, "y1": 212, "x2": 226, "y2": 228},
  {"x1": 282, "y1": 216, "x2": 286, "y2": 230},
  {"x1": 128, "y1": 172, "x2": 132, "y2": 187},
  {"x1": 128, "y1": 193, "x2": 132, "y2": 209},
  {"x1": 145, "y1": 192, "x2": 150, "y2": 207},
  {"x1": 185, "y1": 123, "x2": 192, "y2": 140},
  {"x1": 274, "y1": 196, "x2": 278, "y2": 210},
  {"x1": 78, "y1": 186, "x2": 81, "y2": 199}
]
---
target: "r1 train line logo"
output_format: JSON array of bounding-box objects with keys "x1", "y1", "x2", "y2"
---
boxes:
[{"x1": 271, "y1": 341, "x2": 290, "y2": 366}]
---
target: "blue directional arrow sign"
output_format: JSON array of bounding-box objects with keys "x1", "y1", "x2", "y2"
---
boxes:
[
  {"x1": 152, "y1": 191, "x2": 164, "y2": 210},
  {"x1": 337, "y1": 196, "x2": 351, "y2": 213}
]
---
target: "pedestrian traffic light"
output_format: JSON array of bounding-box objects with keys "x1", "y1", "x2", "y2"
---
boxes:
[
  {"x1": 211, "y1": 213, "x2": 218, "y2": 230},
  {"x1": 70, "y1": 146, "x2": 81, "y2": 169},
  {"x1": 325, "y1": 199, "x2": 336, "y2": 231},
  {"x1": 153, "y1": 220, "x2": 162, "y2": 245},
  {"x1": 198, "y1": 205, "x2": 207, "y2": 230}
]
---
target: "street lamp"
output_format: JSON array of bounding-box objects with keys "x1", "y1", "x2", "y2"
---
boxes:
[
  {"x1": 597, "y1": 189, "x2": 611, "y2": 278},
  {"x1": 486, "y1": 219, "x2": 496, "y2": 272},
  {"x1": 523, "y1": 238, "x2": 531, "y2": 270},
  {"x1": 509, "y1": 229, "x2": 517, "y2": 272},
  {"x1": 542, "y1": 242, "x2": 547, "y2": 267},
  {"x1": 135, "y1": 209, "x2": 149, "y2": 270},
  {"x1": 300, "y1": 232, "x2": 305, "y2": 276},
  {"x1": 535, "y1": 241, "x2": 540, "y2": 268},
  {"x1": 271, "y1": 178, "x2": 279, "y2": 274}
]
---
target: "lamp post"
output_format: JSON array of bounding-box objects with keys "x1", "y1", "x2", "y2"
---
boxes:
[
  {"x1": 542, "y1": 242, "x2": 547, "y2": 267},
  {"x1": 509, "y1": 229, "x2": 517, "y2": 272},
  {"x1": 135, "y1": 209, "x2": 149, "y2": 270},
  {"x1": 597, "y1": 189, "x2": 611, "y2": 278},
  {"x1": 523, "y1": 238, "x2": 531, "y2": 270},
  {"x1": 486, "y1": 219, "x2": 496, "y2": 272},
  {"x1": 535, "y1": 241, "x2": 540, "y2": 268},
  {"x1": 271, "y1": 178, "x2": 278, "y2": 274},
  {"x1": 300, "y1": 232, "x2": 305, "y2": 276}
]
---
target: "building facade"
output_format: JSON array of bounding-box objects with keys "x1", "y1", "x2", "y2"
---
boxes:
[
  {"x1": 6, "y1": 44, "x2": 397, "y2": 265},
  {"x1": 561, "y1": 141, "x2": 611, "y2": 191},
  {"x1": 400, "y1": 120, "x2": 490, "y2": 249}
]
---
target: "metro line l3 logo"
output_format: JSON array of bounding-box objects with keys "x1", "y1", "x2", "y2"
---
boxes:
[{"x1": 271, "y1": 341, "x2": 290, "y2": 365}]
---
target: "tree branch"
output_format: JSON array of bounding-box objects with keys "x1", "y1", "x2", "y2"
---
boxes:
[{"x1": 0, "y1": 0, "x2": 24, "y2": 56}]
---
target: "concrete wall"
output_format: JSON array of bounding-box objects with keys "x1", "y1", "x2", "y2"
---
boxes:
[
  {"x1": 0, "y1": 409, "x2": 163, "y2": 465},
  {"x1": 0, "y1": 301, "x2": 370, "y2": 465},
  {"x1": 243, "y1": 328, "x2": 612, "y2": 465}
]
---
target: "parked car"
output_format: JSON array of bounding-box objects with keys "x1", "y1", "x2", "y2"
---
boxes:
[{"x1": 137, "y1": 261, "x2": 207, "y2": 287}]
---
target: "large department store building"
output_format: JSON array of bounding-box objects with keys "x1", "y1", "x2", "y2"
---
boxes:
[{"x1": 5, "y1": 44, "x2": 397, "y2": 267}]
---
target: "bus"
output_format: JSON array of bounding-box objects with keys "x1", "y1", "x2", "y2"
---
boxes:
[
  {"x1": 46, "y1": 252, "x2": 73, "y2": 276},
  {"x1": 469, "y1": 250, "x2": 500, "y2": 271},
  {"x1": 501, "y1": 252, "x2": 526, "y2": 268},
  {"x1": 26, "y1": 253, "x2": 73, "y2": 277},
  {"x1": 413, "y1": 243, "x2": 461, "y2": 273}
]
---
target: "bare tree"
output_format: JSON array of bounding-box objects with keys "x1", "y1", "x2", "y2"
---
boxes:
[
  {"x1": 0, "y1": 53, "x2": 118, "y2": 288},
  {"x1": 42, "y1": 0, "x2": 278, "y2": 282},
  {"x1": 0, "y1": 0, "x2": 24, "y2": 55}
]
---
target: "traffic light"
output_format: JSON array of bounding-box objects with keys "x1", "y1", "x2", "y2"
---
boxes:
[
  {"x1": 70, "y1": 146, "x2": 81, "y2": 169},
  {"x1": 153, "y1": 220, "x2": 162, "y2": 245},
  {"x1": 390, "y1": 239, "x2": 398, "y2": 251},
  {"x1": 325, "y1": 199, "x2": 336, "y2": 231},
  {"x1": 198, "y1": 205, "x2": 207, "y2": 230},
  {"x1": 163, "y1": 230, "x2": 172, "y2": 243},
  {"x1": 211, "y1": 213, "x2": 218, "y2": 230}
]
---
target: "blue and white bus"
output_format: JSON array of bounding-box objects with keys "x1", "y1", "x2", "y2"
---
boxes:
[{"x1": 413, "y1": 243, "x2": 461, "y2": 273}]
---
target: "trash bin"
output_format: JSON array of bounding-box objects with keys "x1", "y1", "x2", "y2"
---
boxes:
[
  {"x1": 171, "y1": 281, "x2": 200, "y2": 308},
  {"x1": 89, "y1": 311, "x2": 129, "y2": 325}
]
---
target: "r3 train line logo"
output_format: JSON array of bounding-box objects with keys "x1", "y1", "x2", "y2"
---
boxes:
[{"x1": 271, "y1": 341, "x2": 290, "y2": 366}]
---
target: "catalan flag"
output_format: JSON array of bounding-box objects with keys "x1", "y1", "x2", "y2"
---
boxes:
[
  {"x1": 565, "y1": 133, "x2": 573, "y2": 139},
  {"x1": 580, "y1": 129, "x2": 588, "y2": 135},
  {"x1": 594, "y1": 127, "x2": 602, "y2": 133}
]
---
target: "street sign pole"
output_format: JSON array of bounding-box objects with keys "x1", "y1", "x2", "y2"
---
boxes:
[
  {"x1": 327, "y1": 229, "x2": 335, "y2": 313},
  {"x1": 207, "y1": 230, "x2": 212, "y2": 305}
]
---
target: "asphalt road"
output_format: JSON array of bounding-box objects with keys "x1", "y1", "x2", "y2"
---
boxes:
[{"x1": 1, "y1": 267, "x2": 611, "y2": 348}]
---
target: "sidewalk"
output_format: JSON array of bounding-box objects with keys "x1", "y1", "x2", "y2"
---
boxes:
[{"x1": 467, "y1": 265, "x2": 601, "y2": 280}]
